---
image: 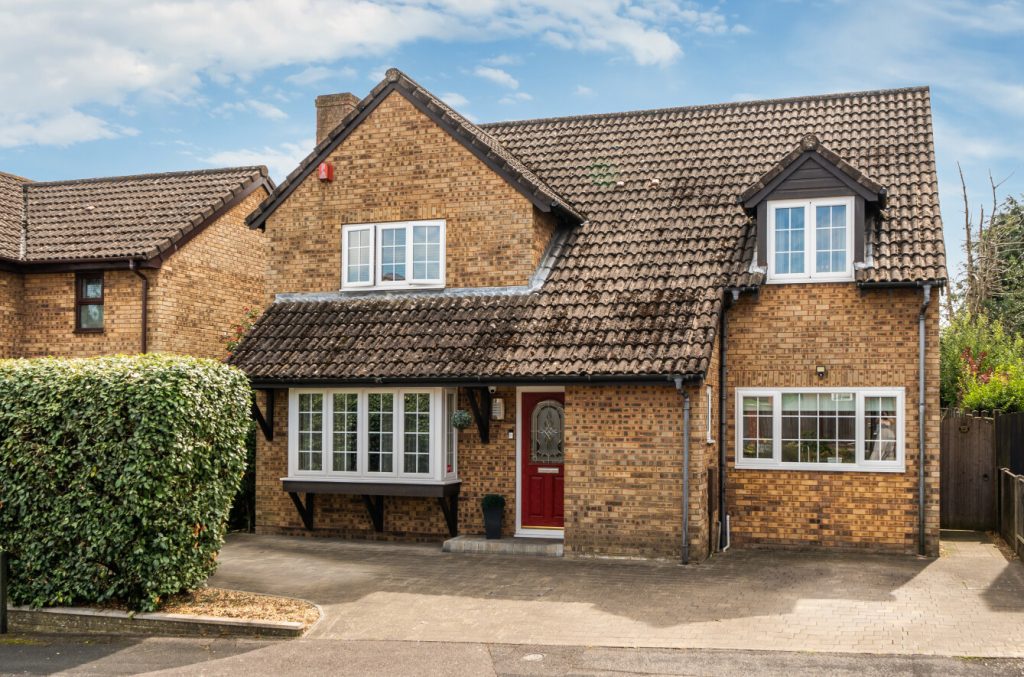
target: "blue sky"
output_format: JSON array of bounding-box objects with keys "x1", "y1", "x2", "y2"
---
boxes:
[{"x1": 1, "y1": 1, "x2": 1022, "y2": 279}]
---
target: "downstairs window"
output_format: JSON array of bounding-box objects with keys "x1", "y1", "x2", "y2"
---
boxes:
[
  {"x1": 288, "y1": 387, "x2": 458, "y2": 484},
  {"x1": 735, "y1": 388, "x2": 904, "y2": 472}
]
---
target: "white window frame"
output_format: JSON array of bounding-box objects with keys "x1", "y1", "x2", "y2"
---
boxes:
[
  {"x1": 341, "y1": 219, "x2": 446, "y2": 290},
  {"x1": 766, "y1": 197, "x2": 854, "y2": 283},
  {"x1": 341, "y1": 224, "x2": 375, "y2": 289},
  {"x1": 706, "y1": 384, "x2": 715, "y2": 443},
  {"x1": 734, "y1": 387, "x2": 905, "y2": 473},
  {"x1": 286, "y1": 387, "x2": 459, "y2": 485}
]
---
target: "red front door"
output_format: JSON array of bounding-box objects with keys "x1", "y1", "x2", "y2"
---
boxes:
[{"x1": 520, "y1": 392, "x2": 565, "y2": 529}]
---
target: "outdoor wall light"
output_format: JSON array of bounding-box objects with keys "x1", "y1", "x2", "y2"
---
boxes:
[{"x1": 816, "y1": 366, "x2": 827, "y2": 379}]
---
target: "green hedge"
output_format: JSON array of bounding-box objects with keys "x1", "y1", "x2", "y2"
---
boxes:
[{"x1": 0, "y1": 355, "x2": 251, "y2": 611}]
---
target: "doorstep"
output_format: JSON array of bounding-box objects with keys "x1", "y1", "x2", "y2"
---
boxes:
[{"x1": 442, "y1": 535, "x2": 564, "y2": 557}]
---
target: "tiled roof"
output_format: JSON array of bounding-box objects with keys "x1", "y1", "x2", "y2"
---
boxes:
[
  {"x1": 230, "y1": 82, "x2": 946, "y2": 383},
  {"x1": 0, "y1": 167, "x2": 271, "y2": 264},
  {"x1": 246, "y1": 68, "x2": 582, "y2": 229},
  {"x1": 0, "y1": 171, "x2": 28, "y2": 260}
]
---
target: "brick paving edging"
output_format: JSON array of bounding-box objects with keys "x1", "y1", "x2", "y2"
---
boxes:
[{"x1": 8, "y1": 605, "x2": 306, "y2": 638}]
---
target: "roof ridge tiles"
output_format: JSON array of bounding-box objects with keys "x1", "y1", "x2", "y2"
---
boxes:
[
  {"x1": 479, "y1": 85, "x2": 930, "y2": 129},
  {"x1": 25, "y1": 165, "x2": 268, "y2": 188}
]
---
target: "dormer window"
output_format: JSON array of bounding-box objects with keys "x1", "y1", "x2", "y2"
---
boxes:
[
  {"x1": 342, "y1": 219, "x2": 446, "y2": 290},
  {"x1": 767, "y1": 197, "x2": 854, "y2": 282}
]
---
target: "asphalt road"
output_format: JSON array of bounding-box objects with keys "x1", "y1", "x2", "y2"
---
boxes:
[{"x1": 3, "y1": 634, "x2": 1024, "y2": 676}]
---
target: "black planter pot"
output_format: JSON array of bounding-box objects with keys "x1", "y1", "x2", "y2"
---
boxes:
[{"x1": 483, "y1": 506, "x2": 503, "y2": 539}]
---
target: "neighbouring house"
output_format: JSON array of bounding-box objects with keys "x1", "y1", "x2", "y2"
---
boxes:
[
  {"x1": 0, "y1": 167, "x2": 273, "y2": 360},
  {"x1": 229, "y1": 69, "x2": 946, "y2": 561}
]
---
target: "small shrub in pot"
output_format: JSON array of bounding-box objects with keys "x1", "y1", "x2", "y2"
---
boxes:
[{"x1": 481, "y1": 494, "x2": 506, "y2": 539}]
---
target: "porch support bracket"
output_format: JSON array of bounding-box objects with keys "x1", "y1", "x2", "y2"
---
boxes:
[
  {"x1": 437, "y1": 494, "x2": 459, "y2": 537},
  {"x1": 252, "y1": 389, "x2": 275, "y2": 441},
  {"x1": 288, "y1": 492, "x2": 314, "y2": 530},
  {"x1": 362, "y1": 495, "x2": 385, "y2": 532},
  {"x1": 466, "y1": 387, "x2": 492, "y2": 444}
]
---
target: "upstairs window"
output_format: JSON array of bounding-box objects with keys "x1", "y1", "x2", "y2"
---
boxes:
[
  {"x1": 342, "y1": 220, "x2": 445, "y2": 290},
  {"x1": 75, "y1": 272, "x2": 104, "y2": 332},
  {"x1": 767, "y1": 198, "x2": 853, "y2": 282}
]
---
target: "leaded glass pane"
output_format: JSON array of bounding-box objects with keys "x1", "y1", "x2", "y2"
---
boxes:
[{"x1": 531, "y1": 400, "x2": 564, "y2": 463}]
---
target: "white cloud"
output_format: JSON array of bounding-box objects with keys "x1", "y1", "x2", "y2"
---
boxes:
[
  {"x1": 499, "y1": 92, "x2": 533, "y2": 104},
  {"x1": 212, "y1": 99, "x2": 288, "y2": 121},
  {"x1": 0, "y1": 1, "x2": 744, "y2": 148},
  {"x1": 204, "y1": 139, "x2": 314, "y2": 182},
  {"x1": 286, "y1": 65, "x2": 357, "y2": 86},
  {"x1": 484, "y1": 54, "x2": 521, "y2": 66},
  {"x1": 0, "y1": 110, "x2": 137, "y2": 148},
  {"x1": 474, "y1": 66, "x2": 519, "y2": 89},
  {"x1": 574, "y1": 85, "x2": 594, "y2": 96},
  {"x1": 441, "y1": 92, "x2": 470, "y2": 108}
]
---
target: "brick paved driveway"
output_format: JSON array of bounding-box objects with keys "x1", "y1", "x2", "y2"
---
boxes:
[{"x1": 210, "y1": 531, "x2": 1024, "y2": 657}]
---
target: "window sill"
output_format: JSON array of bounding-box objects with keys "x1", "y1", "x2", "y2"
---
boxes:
[
  {"x1": 734, "y1": 462, "x2": 905, "y2": 473},
  {"x1": 73, "y1": 328, "x2": 105, "y2": 335},
  {"x1": 281, "y1": 478, "x2": 461, "y2": 497},
  {"x1": 764, "y1": 277, "x2": 855, "y2": 285}
]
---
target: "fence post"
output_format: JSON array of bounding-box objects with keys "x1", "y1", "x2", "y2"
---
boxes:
[{"x1": 0, "y1": 550, "x2": 8, "y2": 634}]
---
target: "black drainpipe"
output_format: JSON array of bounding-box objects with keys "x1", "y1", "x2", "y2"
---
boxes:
[
  {"x1": 718, "y1": 289, "x2": 737, "y2": 551},
  {"x1": 129, "y1": 260, "x2": 149, "y2": 353},
  {"x1": 675, "y1": 377, "x2": 691, "y2": 564},
  {"x1": 918, "y1": 284, "x2": 932, "y2": 555}
]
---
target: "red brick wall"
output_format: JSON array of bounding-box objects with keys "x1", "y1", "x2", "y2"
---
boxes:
[
  {"x1": 563, "y1": 383, "x2": 712, "y2": 561},
  {"x1": 263, "y1": 90, "x2": 553, "y2": 299},
  {"x1": 0, "y1": 270, "x2": 22, "y2": 358},
  {"x1": 724, "y1": 283, "x2": 940, "y2": 555},
  {"x1": 18, "y1": 270, "x2": 143, "y2": 357},
  {"x1": 149, "y1": 189, "x2": 268, "y2": 359}
]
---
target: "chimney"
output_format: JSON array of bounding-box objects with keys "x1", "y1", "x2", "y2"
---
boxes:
[{"x1": 315, "y1": 93, "x2": 360, "y2": 144}]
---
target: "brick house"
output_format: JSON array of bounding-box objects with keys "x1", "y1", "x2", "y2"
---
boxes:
[
  {"x1": 0, "y1": 167, "x2": 272, "y2": 360},
  {"x1": 229, "y1": 69, "x2": 947, "y2": 560}
]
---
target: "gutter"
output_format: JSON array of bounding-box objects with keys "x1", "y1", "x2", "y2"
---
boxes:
[
  {"x1": 675, "y1": 377, "x2": 691, "y2": 565},
  {"x1": 129, "y1": 260, "x2": 149, "y2": 354},
  {"x1": 918, "y1": 283, "x2": 932, "y2": 555},
  {"x1": 248, "y1": 373, "x2": 704, "y2": 389}
]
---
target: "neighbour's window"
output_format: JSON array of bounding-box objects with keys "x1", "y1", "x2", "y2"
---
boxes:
[
  {"x1": 767, "y1": 198, "x2": 853, "y2": 282},
  {"x1": 75, "y1": 272, "x2": 104, "y2": 332},
  {"x1": 736, "y1": 388, "x2": 904, "y2": 471},
  {"x1": 289, "y1": 387, "x2": 457, "y2": 483},
  {"x1": 341, "y1": 220, "x2": 445, "y2": 290}
]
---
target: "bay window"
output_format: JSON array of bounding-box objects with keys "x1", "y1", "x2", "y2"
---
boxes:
[
  {"x1": 767, "y1": 197, "x2": 854, "y2": 282},
  {"x1": 735, "y1": 388, "x2": 904, "y2": 471},
  {"x1": 341, "y1": 219, "x2": 445, "y2": 290},
  {"x1": 288, "y1": 387, "x2": 458, "y2": 483}
]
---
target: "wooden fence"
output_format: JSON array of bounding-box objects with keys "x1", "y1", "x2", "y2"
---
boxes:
[
  {"x1": 999, "y1": 468, "x2": 1024, "y2": 560},
  {"x1": 941, "y1": 410, "x2": 1024, "y2": 532}
]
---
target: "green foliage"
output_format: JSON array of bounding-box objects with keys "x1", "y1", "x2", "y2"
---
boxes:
[
  {"x1": 961, "y1": 363, "x2": 1024, "y2": 413},
  {"x1": 0, "y1": 354, "x2": 251, "y2": 611},
  {"x1": 941, "y1": 311, "x2": 1024, "y2": 412},
  {"x1": 983, "y1": 196, "x2": 1024, "y2": 337},
  {"x1": 450, "y1": 409, "x2": 473, "y2": 430},
  {"x1": 481, "y1": 494, "x2": 506, "y2": 511}
]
